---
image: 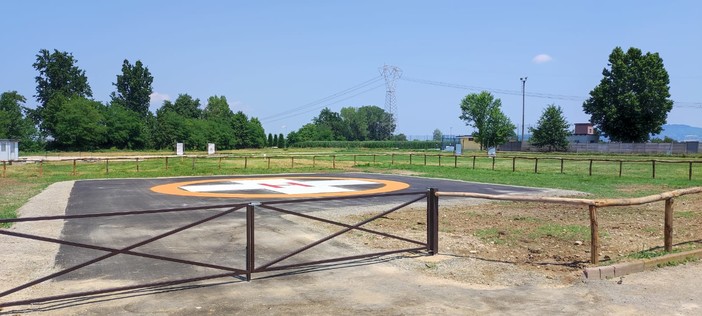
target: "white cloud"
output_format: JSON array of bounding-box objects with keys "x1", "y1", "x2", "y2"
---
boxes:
[
  {"x1": 532, "y1": 54, "x2": 553, "y2": 64},
  {"x1": 149, "y1": 92, "x2": 170, "y2": 104}
]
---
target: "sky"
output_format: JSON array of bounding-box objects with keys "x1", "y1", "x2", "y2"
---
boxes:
[{"x1": 1, "y1": 1, "x2": 701, "y2": 139}]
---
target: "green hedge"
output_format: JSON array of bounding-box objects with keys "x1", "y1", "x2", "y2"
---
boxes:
[{"x1": 290, "y1": 140, "x2": 442, "y2": 149}]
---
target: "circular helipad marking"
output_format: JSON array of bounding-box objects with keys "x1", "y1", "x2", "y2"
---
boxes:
[{"x1": 150, "y1": 176, "x2": 410, "y2": 198}]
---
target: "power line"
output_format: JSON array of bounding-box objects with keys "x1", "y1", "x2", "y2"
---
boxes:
[
  {"x1": 262, "y1": 83, "x2": 385, "y2": 124},
  {"x1": 402, "y1": 76, "x2": 700, "y2": 108},
  {"x1": 261, "y1": 76, "x2": 383, "y2": 122}
]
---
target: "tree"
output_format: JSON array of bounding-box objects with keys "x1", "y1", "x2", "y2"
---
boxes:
[
  {"x1": 359, "y1": 106, "x2": 395, "y2": 140},
  {"x1": 432, "y1": 129, "x2": 443, "y2": 142},
  {"x1": 110, "y1": 59, "x2": 153, "y2": 118},
  {"x1": 32, "y1": 49, "x2": 92, "y2": 136},
  {"x1": 583, "y1": 47, "x2": 673, "y2": 142},
  {"x1": 459, "y1": 91, "x2": 515, "y2": 149},
  {"x1": 160, "y1": 94, "x2": 202, "y2": 119},
  {"x1": 273, "y1": 134, "x2": 279, "y2": 147},
  {"x1": 313, "y1": 108, "x2": 347, "y2": 140},
  {"x1": 267, "y1": 133, "x2": 274, "y2": 147},
  {"x1": 52, "y1": 97, "x2": 106, "y2": 150},
  {"x1": 0, "y1": 91, "x2": 40, "y2": 149},
  {"x1": 102, "y1": 102, "x2": 150, "y2": 149},
  {"x1": 278, "y1": 133, "x2": 285, "y2": 148},
  {"x1": 529, "y1": 104, "x2": 570, "y2": 152}
]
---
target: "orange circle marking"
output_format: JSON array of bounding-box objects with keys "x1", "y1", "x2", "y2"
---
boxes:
[{"x1": 150, "y1": 176, "x2": 410, "y2": 198}]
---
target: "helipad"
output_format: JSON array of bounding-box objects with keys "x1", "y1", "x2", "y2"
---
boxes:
[{"x1": 150, "y1": 176, "x2": 410, "y2": 198}]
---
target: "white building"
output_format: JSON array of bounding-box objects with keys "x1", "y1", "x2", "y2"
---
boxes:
[{"x1": 0, "y1": 139, "x2": 19, "y2": 161}]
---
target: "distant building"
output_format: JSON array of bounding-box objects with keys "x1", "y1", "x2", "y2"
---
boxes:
[
  {"x1": 0, "y1": 139, "x2": 19, "y2": 161},
  {"x1": 457, "y1": 135, "x2": 481, "y2": 151},
  {"x1": 568, "y1": 123, "x2": 599, "y2": 144}
]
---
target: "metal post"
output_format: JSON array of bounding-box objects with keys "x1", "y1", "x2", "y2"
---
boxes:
[
  {"x1": 520, "y1": 77, "x2": 527, "y2": 149},
  {"x1": 246, "y1": 203, "x2": 257, "y2": 281},
  {"x1": 427, "y1": 188, "x2": 439, "y2": 255},
  {"x1": 664, "y1": 198, "x2": 674, "y2": 252}
]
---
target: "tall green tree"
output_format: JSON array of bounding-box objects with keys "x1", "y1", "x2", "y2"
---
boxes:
[
  {"x1": 459, "y1": 91, "x2": 515, "y2": 149},
  {"x1": 110, "y1": 59, "x2": 153, "y2": 118},
  {"x1": 32, "y1": 49, "x2": 92, "y2": 136},
  {"x1": 160, "y1": 94, "x2": 202, "y2": 119},
  {"x1": 529, "y1": 104, "x2": 570, "y2": 152},
  {"x1": 277, "y1": 133, "x2": 285, "y2": 148},
  {"x1": 52, "y1": 97, "x2": 106, "y2": 150},
  {"x1": 583, "y1": 47, "x2": 673, "y2": 142},
  {"x1": 432, "y1": 129, "x2": 443, "y2": 142},
  {"x1": 0, "y1": 91, "x2": 40, "y2": 149},
  {"x1": 267, "y1": 133, "x2": 274, "y2": 147},
  {"x1": 313, "y1": 108, "x2": 348, "y2": 140},
  {"x1": 102, "y1": 102, "x2": 151, "y2": 149},
  {"x1": 339, "y1": 105, "x2": 395, "y2": 141}
]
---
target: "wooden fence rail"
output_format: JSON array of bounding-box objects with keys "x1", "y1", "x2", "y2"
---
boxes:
[
  {"x1": 2, "y1": 154, "x2": 702, "y2": 180},
  {"x1": 436, "y1": 187, "x2": 702, "y2": 264}
]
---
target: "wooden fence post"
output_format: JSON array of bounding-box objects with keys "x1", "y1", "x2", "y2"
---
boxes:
[
  {"x1": 218, "y1": 157, "x2": 222, "y2": 170},
  {"x1": 391, "y1": 154, "x2": 395, "y2": 165},
  {"x1": 512, "y1": 157, "x2": 516, "y2": 172},
  {"x1": 72, "y1": 159, "x2": 77, "y2": 176},
  {"x1": 409, "y1": 154, "x2": 413, "y2": 165},
  {"x1": 619, "y1": 160, "x2": 623, "y2": 177},
  {"x1": 313, "y1": 156, "x2": 316, "y2": 167},
  {"x1": 192, "y1": 157, "x2": 195, "y2": 170},
  {"x1": 267, "y1": 157, "x2": 271, "y2": 169},
  {"x1": 373, "y1": 154, "x2": 376, "y2": 163},
  {"x1": 39, "y1": 160, "x2": 44, "y2": 177},
  {"x1": 438, "y1": 155, "x2": 441, "y2": 166},
  {"x1": 589, "y1": 205, "x2": 599, "y2": 264},
  {"x1": 2, "y1": 161, "x2": 5, "y2": 178},
  {"x1": 244, "y1": 156, "x2": 248, "y2": 169},
  {"x1": 291, "y1": 157, "x2": 294, "y2": 168},
  {"x1": 652, "y1": 160, "x2": 656, "y2": 179},
  {"x1": 690, "y1": 162, "x2": 693, "y2": 181},
  {"x1": 424, "y1": 154, "x2": 427, "y2": 166},
  {"x1": 106, "y1": 159, "x2": 109, "y2": 174},
  {"x1": 454, "y1": 155, "x2": 457, "y2": 168},
  {"x1": 492, "y1": 157, "x2": 495, "y2": 170},
  {"x1": 589, "y1": 159, "x2": 593, "y2": 176},
  {"x1": 560, "y1": 158, "x2": 564, "y2": 174},
  {"x1": 353, "y1": 155, "x2": 356, "y2": 166},
  {"x1": 665, "y1": 198, "x2": 674, "y2": 252},
  {"x1": 136, "y1": 158, "x2": 140, "y2": 172},
  {"x1": 534, "y1": 158, "x2": 538, "y2": 174},
  {"x1": 332, "y1": 155, "x2": 336, "y2": 169},
  {"x1": 472, "y1": 156, "x2": 476, "y2": 169}
]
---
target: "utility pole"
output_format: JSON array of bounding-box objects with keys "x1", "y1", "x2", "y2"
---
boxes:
[
  {"x1": 380, "y1": 65, "x2": 402, "y2": 129},
  {"x1": 520, "y1": 77, "x2": 527, "y2": 150}
]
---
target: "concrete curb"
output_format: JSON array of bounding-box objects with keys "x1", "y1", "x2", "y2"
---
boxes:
[{"x1": 583, "y1": 248, "x2": 702, "y2": 280}]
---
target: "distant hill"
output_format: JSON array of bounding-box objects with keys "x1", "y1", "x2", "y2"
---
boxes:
[{"x1": 658, "y1": 124, "x2": 702, "y2": 141}]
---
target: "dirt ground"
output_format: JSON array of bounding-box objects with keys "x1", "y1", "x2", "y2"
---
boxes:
[{"x1": 333, "y1": 190, "x2": 702, "y2": 286}]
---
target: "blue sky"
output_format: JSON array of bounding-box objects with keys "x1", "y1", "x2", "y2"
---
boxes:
[{"x1": 1, "y1": 1, "x2": 701, "y2": 138}]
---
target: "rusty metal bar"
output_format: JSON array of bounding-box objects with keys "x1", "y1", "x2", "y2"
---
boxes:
[
  {"x1": 0, "y1": 203, "x2": 247, "y2": 223},
  {"x1": 259, "y1": 204, "x2": 425, "y2": 246},
  {"x1": 0, "y1": 206, "x2": 243, "y2": 299},
  {"x1": 246, "y1": 203, "x2": 257, "y2": 281},
  {"x1": 256, "y1": 195, "x2": 426, "y2": 271},
  {"x1": 259, "y1": 247, "x2": 427, "y2": 272},
  {"x1": 427, "y1": 188, "x2": 439, "y2": 255},
  {"x1": 261, "y1": 190, "x2": 427, "y2": 206},
  {"x1": 0, "y1": 230, "x2": 246, "y2": 274},
  {"x1": 0, "y1": 272, "x2": 243, "y2": 308}
]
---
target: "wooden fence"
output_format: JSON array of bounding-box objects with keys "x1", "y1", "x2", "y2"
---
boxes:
[
  {"x1": 2, "y1": 153, "x2": 702, "y2": 180},
  {"x1": 436, "y1": 187, "x2": 702, "y2": 264}
]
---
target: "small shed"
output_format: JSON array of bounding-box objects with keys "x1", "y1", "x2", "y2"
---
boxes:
[
  {"x1": 0, "y1": 139, "x2": 19, "y2": 161},
  {"x1": 458, "y1": 135, "x2": 481, "y2": 151}
]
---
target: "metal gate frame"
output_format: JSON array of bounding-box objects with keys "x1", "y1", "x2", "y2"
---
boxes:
[{"x1": 0, "y1": 188, "x2": 439, "y2": 308}]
